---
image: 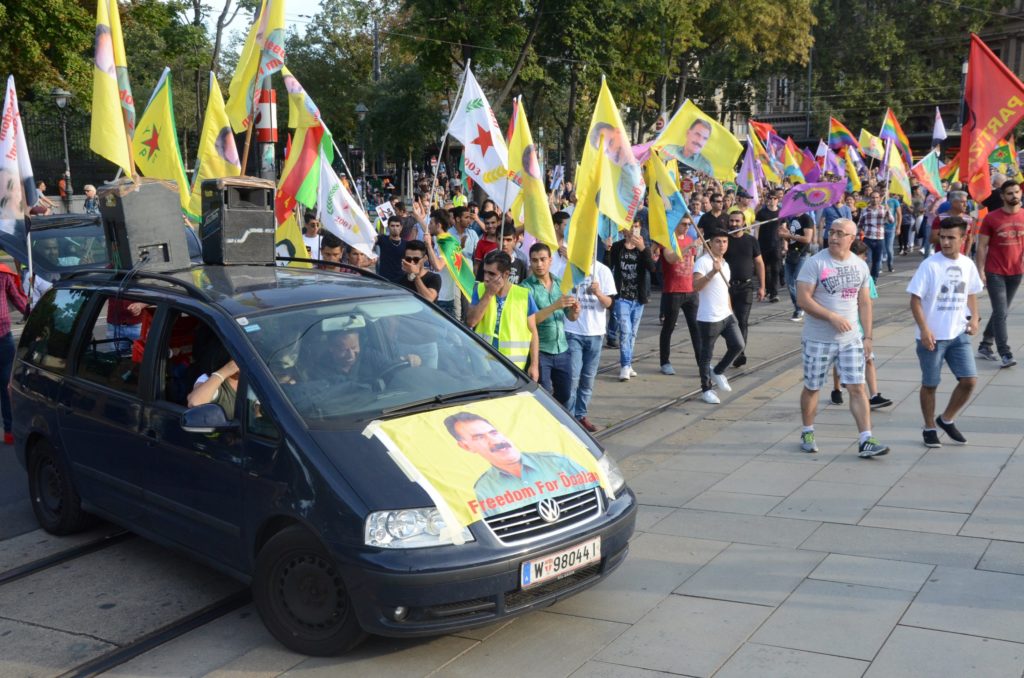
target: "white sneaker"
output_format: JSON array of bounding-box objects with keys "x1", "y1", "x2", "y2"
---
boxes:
[
  {"x1": 711, "y1": 371, "x2": 732, "y2": 392},
  {"x1": 629, "y1": 367, "x2": 637, "y2": 377},
  {"x1": 701, "y1": 390, "x2": 721, "y2": 404},
  {"x1": 618, "y1": 366, "x2": 631, "y2": 381}
]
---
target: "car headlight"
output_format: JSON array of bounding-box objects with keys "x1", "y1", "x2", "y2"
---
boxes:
[
  {"x1": 365, "y1": 508, "x2": 474, "y2": 548},
  {"x1": 597, "y1": 453, "x2": 626, "y2": 494}
]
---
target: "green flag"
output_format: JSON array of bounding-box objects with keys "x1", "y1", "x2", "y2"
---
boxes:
[{"x1": 436, "y1": 231, "x2": 476, "y2": 301}]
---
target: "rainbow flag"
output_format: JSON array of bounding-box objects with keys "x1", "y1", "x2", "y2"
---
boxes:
[
  {"x1": 880, "y1": 108, "x2": 913, "y2": 166},
  {"x1": 828, "y1": 117, "x2": 859, "y2": 150}
]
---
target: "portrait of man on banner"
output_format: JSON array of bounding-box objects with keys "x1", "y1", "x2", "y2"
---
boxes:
[
  {"x1": 656, "y1": 100, "x2": 743, "y2": 181},
  {"x1": 366, "y1": 393, "x2": 612, "y2": 530}
]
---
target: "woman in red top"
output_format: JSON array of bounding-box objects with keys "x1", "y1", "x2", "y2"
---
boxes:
[{"x1": 657, "y1": 217, "x2": 702, "y2": 376}]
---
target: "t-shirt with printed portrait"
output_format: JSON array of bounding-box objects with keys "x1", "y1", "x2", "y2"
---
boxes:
[{"x1": 907, "y1": 252, "x2": 984, "y2": 341}]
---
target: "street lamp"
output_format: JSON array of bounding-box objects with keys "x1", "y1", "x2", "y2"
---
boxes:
[
  {"x1": 355, "y1": 103, "x2": 369, "y2": 201},
  {"x1": 51, "y1": 87, "x2": 73, "y2": 212}
]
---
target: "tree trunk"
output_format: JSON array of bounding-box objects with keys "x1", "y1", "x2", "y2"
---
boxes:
[
  {"x1": 672, "y1": 54, "x2": 690, "y2": 113},
  {"x1": 210, "y1": 0, "x2": 243, "y2": 77},
  {"x1": 563, "y1": 65, "x2": 580, "y2": 183},
  {"x1": 493, "y1": 0, "x2": 545, "y2": 110}
]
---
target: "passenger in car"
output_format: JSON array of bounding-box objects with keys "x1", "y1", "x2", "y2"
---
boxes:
[{"x1": 187, "y1": 357, "x2": 239, "y2": 414}]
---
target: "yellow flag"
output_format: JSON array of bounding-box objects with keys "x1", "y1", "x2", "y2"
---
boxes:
[
  {"x1": 275, "y1": 212, "x2": 312, "y2": 268},
  {"x1": 90, "y1": 0, "x2": 132, "y2": 177},
  {"x1": 226, "y1": 0, "x2": 287, "y2": 133},
  {"x1": 655, "y1": 100, "x2": 743, "y2": 181},
  {"x1": 188, "y1": 73, "x2": 240, "y2": 217},
  {"x1": 507, "y1": 98, "x2": 558, "y2": 247},
  {"x1": 133, "y1": 68, "x2": 193, "y2": 218},
  {"x1": 844, "y1": 149, "x2": 861, "y2": 192},
  {"x1": 561, "y1": 131, "x2": 607, "y2": 293},
  {"x1": 886, "y1": 142, "x2": 912, "y2": 204},
  {"x1": 749, "y1": 131, "x2": 780, "y2": 183},
  {"x1": 577, "y1": 79, "x2": 645, "y2": 231},
  {"x1": 858, "y1": 129, "x2": 885, "y2": 160}
]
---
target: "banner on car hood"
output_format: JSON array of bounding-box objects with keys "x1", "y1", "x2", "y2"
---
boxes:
[{"x1": 364, "y1": 392, "x2": 612, "y2": 541}]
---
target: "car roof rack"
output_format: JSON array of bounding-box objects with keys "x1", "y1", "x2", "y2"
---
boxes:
[
  {"x1": 63, "y1": 268, "x2": 214, "y2": 302},
  {"x1": 273, "y1": 257, "x2": 391, "y2": 284}
]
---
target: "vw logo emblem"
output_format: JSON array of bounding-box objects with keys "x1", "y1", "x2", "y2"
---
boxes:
[{"x1": 537, "y1": 498, "x2": 561, "y2": 523}]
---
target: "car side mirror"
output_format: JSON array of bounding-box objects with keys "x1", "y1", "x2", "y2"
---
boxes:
[{"x1": 181, "y1": 403, "x2": 239, "y2": 433}]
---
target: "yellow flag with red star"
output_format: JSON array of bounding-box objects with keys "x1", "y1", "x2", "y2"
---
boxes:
[{"x1": 133, "y1": 68, "x2": 194, "y2": 219}]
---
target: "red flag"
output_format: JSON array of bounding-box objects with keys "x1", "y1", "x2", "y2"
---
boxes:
[
  {"x1": 275, "y1": 125, "x2": 324, "y2": 223},
  {"x1": 961, "y1": 33, "x2": 1024, "y2": 201},
  {"x1": 748, "y1": 120, "x2": 776, "y2": 142}
]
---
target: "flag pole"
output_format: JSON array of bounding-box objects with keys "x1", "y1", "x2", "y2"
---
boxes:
[
  {"x1": 428, "y1": 58, "x2": 471, "y2": 211},
  {"x1": 498, "y1": 95, "x2": 519, "y2": 220},
  {"x1": 331, "y1": 138, "x2": 366, "y2": 211},
  {"x1": 239, "y1": 80, "x2": 262, "y2": 177}
]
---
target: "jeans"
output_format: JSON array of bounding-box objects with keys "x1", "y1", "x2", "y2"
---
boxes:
[
  {"x1": 919, "y1": 219, "x2": 932, "y2": 254},
  {"x1": 613, "y1": 298, "x2": 645, "y2": 366},
  {"x1": 0, "y1": 333, "x2": 14, "y2": 432},
  {"x1": 566, "y1": 333, "x2": 603, "y2": 418},
  {"x1": 606, "y1": 308, "x2": 618, "y2": 344},
  {"x1": 698, "y1": 316, "x2": 745, "y2": 391},
  {"x1": 539, "y1": 349, "x2": 573, "y2": 407},
  {"x1": 864, "y1": 238, "x2": 884, "y2": 280},
  {"x1": 436, "y1": 299, "x2": 456, "y2": 317},
  {"x1": 981, "y1": 273, "x2": 1022, "y2": 358},
  {"x1": 107, "y1": 321, "x2": 142, "y2": 353},
  {"x1": 729, "y1": 283, "x2": 754, "y2": 359},
  {"x1": 763, "y1": 257, "x2": 781, "y2": 299},
  {"x1": 883, "y1": 227, "x2": 896, "y2": 270},
  {"x1": 660, "y1": 292, "x2": 700, "y2": 367},
  {"x1": 784, "y1": 254, "x2": 808, "y2": 310}
]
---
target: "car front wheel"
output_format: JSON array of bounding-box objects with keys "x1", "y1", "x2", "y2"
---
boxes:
[
  {"x1": 252, "y1": 525, "x2": 366, "y2": 656},
  {"x1": 28, "y1": 440, "x2": 92, "y2": 535}
]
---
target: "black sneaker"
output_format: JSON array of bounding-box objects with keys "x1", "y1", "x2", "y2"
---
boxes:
[
  {"x1": 1001, "y1": 355, "x2": 1018, "y2": 368},
  {"x1": 831, "y1": 389, "x2": 844, "y2": 405},
  {"x1": 936, "y1": 417, "x2": 967, "y2": 444},
  {"x1": 869, "y1": 394, "x2": 893, "y2": 409},
  {"x1": 978, "y1": 345, "x2": 997, "y2": 361},
  {"x1": 605, "y1": 339, "x2": 619, "y2": 349},
  {"x1": 922, "y1": 429, "x2": 942, "y2": 448},
  {"x1": 858, "y1": 437, "x2": 890, "y2": 458},
  {"x1": 732, "y1": 355, "x2": 747, "y2": 368}
]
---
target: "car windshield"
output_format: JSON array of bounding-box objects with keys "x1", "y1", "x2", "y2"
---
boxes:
[
  {"x1": 243, "y1": 295, "x2": 521, "y2": 426},
  {"x1": 31, "y1": 226, "x2": 108, "y2": 270}
]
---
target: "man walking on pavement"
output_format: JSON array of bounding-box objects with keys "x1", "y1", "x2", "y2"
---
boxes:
[
  {"x1": 565, "y1": 258, "x2": 616, "y2": 432},
  {"x1": 658, "y1": 216, "x2": 702, "y2": 376},
  {"x1": 521, "y1": 243, "x2": 580, "y2": 406},
  {"x1": 723, "y1": 211, "x2": 765, "y2": 367},
  {"x1": 908, "y1": 217, "x2": 983, "y2": 447},
  {"x1": 796, "y1": 218, "x2": 889, "y2": 457},
  {"x1": 693, "y1": 230, "x2": 744, "y2": 405},
  {"x1": 976, "y1": 180, "x2": 1024, "y2": 368}
]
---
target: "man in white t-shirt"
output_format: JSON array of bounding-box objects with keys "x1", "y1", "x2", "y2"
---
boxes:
[
  {"x1": 693, "y1": 230, "x2": 744, "y2": 404},
  {"x1": 564, "y1": 260, "x2": 616, "y2": 432},
  {"x1": 907, "y1": 216, "x2": 983, "y2": 448},
  {"x1": 302, "y1": 213, "x2": 322, "y2": 260},
  {"x1": 796, "y1": 218, "x2": 889, "y2": 458}
]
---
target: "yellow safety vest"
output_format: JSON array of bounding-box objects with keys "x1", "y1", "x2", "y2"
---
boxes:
[{"x1": 475, "y1": 283, "x2": 531, "y2": 368}]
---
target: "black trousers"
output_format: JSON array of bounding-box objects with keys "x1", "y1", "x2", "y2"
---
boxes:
[
  {"x1": 660, "y1": 291, "x2": 700, "y2": 367},
  {"x1": 729, "y1": 282, "x2": 754, "y2": 359},
  {"x1": 763, "y1": 257, "x2": 781, "y2": 299},
  {"x1": 698, "y1": 316, "x2": 745, "y2": 391}
]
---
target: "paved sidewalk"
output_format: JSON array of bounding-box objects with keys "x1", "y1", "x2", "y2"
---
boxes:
[{"x1": 97, "y1": 271, "x2": 1024, "y2": 677}]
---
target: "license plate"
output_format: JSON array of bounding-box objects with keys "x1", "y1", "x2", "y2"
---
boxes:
[{"x1": 520, "y1": 536, "x2": 601, "y2": 589}]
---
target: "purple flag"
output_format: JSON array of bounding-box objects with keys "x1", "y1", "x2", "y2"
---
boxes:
[
  {"x1": 766, "y1": 132, "x2": 786, "y2": 161},
  {"x1": 778, "y1": 180, "x2": 847, "y2": 219},
  {"x1": 737, "y1": 140, "x2": 760, "y2": 209},
  {"x1": 824, "y1": 147, "x2": 846, "y2": 178},
  {"x1": 801, "y1": 148, "x2": 821, "y2": 182}
]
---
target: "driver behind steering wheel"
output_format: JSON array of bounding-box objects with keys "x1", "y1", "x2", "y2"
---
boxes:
[{"x1": 325, "y1": 328, "x2": 422, "y2": 384}]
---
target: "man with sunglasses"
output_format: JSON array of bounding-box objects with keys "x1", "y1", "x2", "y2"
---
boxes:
[
  {"x1": 697, "y1": 193, "x2": 728, "y2": 234},
  {"x1": 397, "y1": 240, "x2": 441, "y2": 303}
]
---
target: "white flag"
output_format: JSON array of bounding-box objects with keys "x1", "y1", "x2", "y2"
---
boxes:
[
  {"x1": 448, "y1": 68, "x2": 519, "y2": 211},
  {"x1": 932, "y1": 107, "x2": 948, "y2": 146},
  {"x1": 317, "y1": 155, "x2": 376, "y2": 257},
  {"x1": 0, "y1": 76, "x2": 39, "y2": 234}
]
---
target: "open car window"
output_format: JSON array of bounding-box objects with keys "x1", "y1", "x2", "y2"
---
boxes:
[{"x1": 243, "y1": 295, "x2": 520, "y2": 426}]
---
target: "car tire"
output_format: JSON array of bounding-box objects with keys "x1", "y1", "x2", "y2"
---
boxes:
[
  {"x1": 252, "y1": 525, "x2": 366, "y2": 656},
  {"x1": 28, "y1": 440, "x2": 93, "y2": 535}
]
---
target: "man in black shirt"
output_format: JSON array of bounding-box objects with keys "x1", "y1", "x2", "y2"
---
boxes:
[
  {"x1": 397, "y1": 240, "x2": 442, "y2": 302},
  {"x1": 755, "y1": 191, "x2": 783, "y2": 302},
  {"x1": 698, "y1": 193, "x2": 729, "y2": 235},
  {"x1": 376, "y1": 216, "x2": 406, "y2": 281},
  {"x1": 782, "y1": 211, "x2": 816, "y2": 321},
  {"x1": 723, "y1": 211, "x2": 765, "y2": 367}
]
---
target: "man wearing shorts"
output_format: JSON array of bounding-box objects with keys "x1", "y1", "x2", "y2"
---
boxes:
[
  {"x1": 908, "y1": 217, "x2": 982, "y2": 447},
  {"x1": 796, "y1": 218, "x2": 890, "y2": 457}
]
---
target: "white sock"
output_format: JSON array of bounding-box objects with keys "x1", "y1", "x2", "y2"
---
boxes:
[
  {"x1": 859, "y1": 431, "x2": 872, "y2": 444},
  {"x1": 803, "y1": 426, "x2": 814, "y2": 434}
]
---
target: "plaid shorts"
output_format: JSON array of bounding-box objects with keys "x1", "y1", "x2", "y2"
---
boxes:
[{"x1": 802, "y1": 338, "x2": 865, "y2": 391}]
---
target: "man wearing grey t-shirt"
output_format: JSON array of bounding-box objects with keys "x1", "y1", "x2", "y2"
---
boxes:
[{"x1": 795, "y1": 218, "x2": 890, "y2": 458}]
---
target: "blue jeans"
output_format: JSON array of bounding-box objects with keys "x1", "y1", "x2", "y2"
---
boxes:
[
  {"x1": 606, "y1": 307, "x2": 618, "y2": 344},
  {"x1": 784, "y1": 254, "x2": 808, "y2": 310},
  {"x1": 0, "y1": 332, "x2": 14, "y2": 432},
  {"x1": 613, "y1": 298, "x2": 645, "y2": 367},
  {"x1": 883, "y1": 227, "x2": 896, "y2": 270},
  {"x1": 566, "y1": 333, "x2": 603, "y2": 419},
  {"x1": 916, "y1": 333, "x2": 977, "y2": 387},
  {"x1": 107, "y1": 321, "x2": 142, "y2": 353},
  {"x1": 981, "y1": 273, "x2": 1022, "y2": 358},
  {"x1": 864, "y1": 238, "x2": 884, "y2": 280},
  {"x1": 435, "y1": 299, "x2": 456, "y2": 317},
  {"x1": 539, "y1": 350, "x2": 573, "y2": 407}
]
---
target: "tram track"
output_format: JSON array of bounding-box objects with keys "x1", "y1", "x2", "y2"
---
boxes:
[{"x1": 6, "y1": 278, "x2": 915, "y2": 676}]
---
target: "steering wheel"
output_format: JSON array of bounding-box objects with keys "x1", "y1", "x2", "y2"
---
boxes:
[{"x1": 376, "y1": 359, "x2": 412, "y2": 387}]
